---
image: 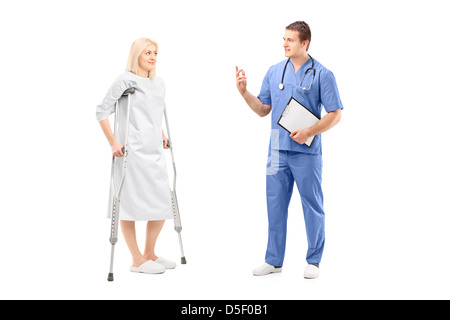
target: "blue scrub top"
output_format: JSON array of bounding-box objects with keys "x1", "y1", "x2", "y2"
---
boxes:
[{"x1": 258, "y1": 57, "x2": 343, "y2": 155}]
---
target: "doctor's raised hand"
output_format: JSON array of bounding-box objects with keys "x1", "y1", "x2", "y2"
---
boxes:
[
  {"x1": 235, "y1": 66, "x2": 247, "y2": 95},
  {"x1": 235, "y1": 66, "x2": 272, "y2": 117}
]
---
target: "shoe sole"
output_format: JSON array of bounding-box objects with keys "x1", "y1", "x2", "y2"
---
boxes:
[
  {"x1": 130, "y1": 267, "x2": 165, "y2": 274},
  {"x1": 253, "y1": 268, "x2": 282, "y2": 276}
]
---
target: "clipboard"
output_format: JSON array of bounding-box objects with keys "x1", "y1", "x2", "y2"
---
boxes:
[{"x1": 277, "y1": 97, "x2": 320, "y2": 148}]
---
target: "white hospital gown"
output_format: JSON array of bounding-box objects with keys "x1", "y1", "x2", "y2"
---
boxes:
[{"x1": 96, "y1": 72, "x2": 172, "y2": 221}]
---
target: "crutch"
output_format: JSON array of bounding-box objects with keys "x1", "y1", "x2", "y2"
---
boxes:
[
  {"x1": 107, "y1": 87, "x2": 135, "y2": 282},
  {"x1": 164, "y1": 104, "x2": 186, "y2": 265}
]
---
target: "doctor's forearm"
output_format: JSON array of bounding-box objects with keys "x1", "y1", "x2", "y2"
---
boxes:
[
  {"x1": 306, "y1": 109, "x2": 342, "y2": 137},
  {"x1": 241, "y1": 90, "x2": 271, "y2": 117}
]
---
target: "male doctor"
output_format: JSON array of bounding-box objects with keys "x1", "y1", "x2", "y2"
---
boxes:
[{"x1": 236, "y1": 21, "x2": 343, "y2": 279}]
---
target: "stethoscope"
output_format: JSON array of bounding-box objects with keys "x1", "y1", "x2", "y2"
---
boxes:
[{"x1": 279, "y1": 55, "x2": 316, "y2": 91}]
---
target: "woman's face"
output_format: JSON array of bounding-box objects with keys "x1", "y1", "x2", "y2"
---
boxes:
[{"x1": 138, "y1": 44, "x2": 157, "y2": 75}]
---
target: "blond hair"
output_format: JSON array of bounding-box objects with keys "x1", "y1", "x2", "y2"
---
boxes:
[{"x1": 125, "y1": 38, "x2": 158, "y2": 78}]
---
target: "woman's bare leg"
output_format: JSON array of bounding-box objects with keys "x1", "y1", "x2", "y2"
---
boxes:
[
  {"x1": 120, "y1": 220, "x2": 147, "y2": 267},
  {"x1": 143, "y1": 220, "x2": 165, "y2": 261}
]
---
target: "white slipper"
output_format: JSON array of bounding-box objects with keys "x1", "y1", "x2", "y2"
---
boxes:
[
  {"x1": 253, "y1": 263, "x2": 282, "y2": 276},
  {"x1": 130, "y1": 260, "x2": 165, "y2": 274},
  {"x1": 155, "y1": 257, "x2": 176, "y2": 269},
  {"x1": 304, "y1": 264, "x2": 320, "y2": 279}
]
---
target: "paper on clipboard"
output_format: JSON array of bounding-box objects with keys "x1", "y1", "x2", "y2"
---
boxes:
[{"x1": 277, "y1": 97, "x2": 320, "y2": 147}]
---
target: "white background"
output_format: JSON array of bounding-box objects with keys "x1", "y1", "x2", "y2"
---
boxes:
[{"x1": 1, "y1": 0, "x2": 449, "y2": 300}]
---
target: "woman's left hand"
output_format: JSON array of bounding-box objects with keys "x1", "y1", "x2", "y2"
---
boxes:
[{"x1": 163, "y1": 137, "x2": 170, "y2": 149}]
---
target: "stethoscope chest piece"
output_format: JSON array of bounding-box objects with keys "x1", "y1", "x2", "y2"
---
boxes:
[{"x1": 278, "y1": 83, "x2": 284, "y2": 90}]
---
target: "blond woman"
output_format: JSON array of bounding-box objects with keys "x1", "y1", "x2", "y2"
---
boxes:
[{"x1": 97, "y1": 38, "x2": 175, "y2": 274}]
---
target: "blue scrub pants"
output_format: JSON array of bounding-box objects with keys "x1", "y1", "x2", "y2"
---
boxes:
[{"x1": 265, "y1": 149, "x2": 325, "y2": 266}]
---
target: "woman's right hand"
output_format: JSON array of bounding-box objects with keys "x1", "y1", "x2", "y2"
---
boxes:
[{"x1": 111, "y1": 141, "x2": 125, "y2": 157}]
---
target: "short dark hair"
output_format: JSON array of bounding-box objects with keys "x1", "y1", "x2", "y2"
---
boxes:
[{"x1": 286, "y1": 21, "x2": 311, "y2": 51}]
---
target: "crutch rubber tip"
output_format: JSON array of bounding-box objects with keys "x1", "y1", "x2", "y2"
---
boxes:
[
  {"x1": 107, "y1": 273, "x2": 114, "y2": 282},
  {"x1": 181, "y1": 257, "x2": 186, "y2": 264}
]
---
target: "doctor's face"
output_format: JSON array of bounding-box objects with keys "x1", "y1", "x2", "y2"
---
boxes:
[
  {"x1": 138, "y1": 44, "x2": 157, "y2": 74},
  {"x1": 283, "y1": 29, "x2": 308, "y2": 58}
]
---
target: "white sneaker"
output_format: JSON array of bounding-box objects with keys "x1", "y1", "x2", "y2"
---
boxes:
[
  {"x1": 304, "y1": 264, "x2": 320, "y2": 279},
  {"x1": 155, "y1": 257, "x2": 176, "y2": 269},
  {"x1": 130, "y1": 260, "x2": 165, "y2": 274},
  {"x1": 253, "y1": 263, "x2": 282, "y2": 276}
]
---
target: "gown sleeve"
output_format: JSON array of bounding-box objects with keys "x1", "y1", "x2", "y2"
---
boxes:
[{"x1": 96, "y1": 75, "x2": 137, "y2": 122}]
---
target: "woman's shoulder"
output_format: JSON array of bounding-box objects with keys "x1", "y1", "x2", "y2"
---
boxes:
[
  {"x1": 116, "y1": 71, "x2": 137, "y2": 82},
  {"x1": 113, "y1": 72, "x2": 138, "y2": 86},
  {"x1": 106, "y1": 72, "x2": 138, "y2": 94}
]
